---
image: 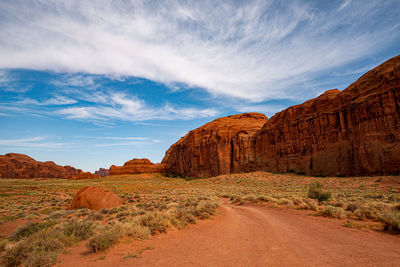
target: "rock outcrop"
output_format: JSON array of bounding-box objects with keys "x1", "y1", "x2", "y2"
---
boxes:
[
  {"x1": 67, "y1": 186, "x2": 122, "y2": 210},
  {"x1": 253, "y1": 55, "x2": 400, "y2": 176},
  {"x1": 70, "y1": 172, "x2": 99, "y2": 180},
  {"x1": 162, "y1": 113, "x2": 268, "y2": 178},
  {"x1": 109, "y1": 158, "x2": 165, "y2": 175},
  {"x1": 162, "y1": 55, "x2": 400, "y2": 177},
  {"x1": 95, "y1": 168, "x2": 110, "y2": 177},
  {"x1": 0, "y1": 153, "x2": 82, "y2": 179}
]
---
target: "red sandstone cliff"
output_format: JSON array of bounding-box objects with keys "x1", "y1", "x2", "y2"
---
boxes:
[
  {"x1": 162, "y1": 55, "x2": 400, "y2": 177},
  {"x1": 109, "y1": 158, "x2": 165, "y2": 175},
  {"x1": 162, "y1": 113, "x2": 268, "y2": 178},
  {"x1": 0, "y1": 153, "x2": 82, "y2": 179},
  {"x1": 253, "y1": 55, "x2": 400, "y2": 176}
]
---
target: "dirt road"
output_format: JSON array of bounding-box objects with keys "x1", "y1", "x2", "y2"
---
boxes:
[{"x1": 59, "y1": 201, "x2": 400, "y2": 266}]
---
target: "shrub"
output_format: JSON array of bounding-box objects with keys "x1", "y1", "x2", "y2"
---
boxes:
[
  {"x1": 63, "y1": 219, "x2": 94, "y2": 241},
  {"x1": 321, "y1": 206, "x2": 346, "y2": 219},
  {"x1": 121, "y1": 222, "x2": 151, "y2": 240},
  {"x1": 379, "y1": 211, "x2": 400, "y2": 234},
  {"x1": 304, "y1": 198, "x2": 319, "y2": 211},
  {"x1": 12, "y1": 221, "x2": 57, "y2": 241},
  {"x1": 3, "y1": 229, "x2": 64, "y2": 267},
  {"x1": 354, "y1": 208, "x2": 374, "y2": 221},
  {"x1": 308, "y1": 182, "x2": 332, "y2": 202},
  {"x1": 346, "y1": 203, "x2": 359, "y2": 212},
  {"x1": 172, "y1": 208, "x2": 197, "y2": 229},
  {"x1": 86, "y1": 227, "x2": 121, "y2": 253},
  {"x1": 139, "y1": 212, "x2": 170, "y2": 234},
  {"x1": 0, "y1": 238, "x2": 8, "y2": 252},
  {"x1": 231, "y1": 196, "x2": 245, "y2": 205}
]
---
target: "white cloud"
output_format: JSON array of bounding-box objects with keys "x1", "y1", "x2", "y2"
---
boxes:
[
  {"x1": 0, "y1": 136, "x2": 67, "y2": 149},
  {"x1": 0, "y1": 1, "x2": 399, "y2": 101},
  {"x1": 98, "y1": 137, "x2": 152, "y2": 141},
  {"x1": 0, "y1": 70, "x2": 32, "y2": 93},
  {"x1": 58, "y1": 91, "x2": 218, "y2": 121},
  {"x1": 18, "y1": 95, "x2": 77, "y2": 105}
]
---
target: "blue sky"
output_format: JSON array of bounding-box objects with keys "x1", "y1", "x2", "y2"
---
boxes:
[{"x1": 0, "y1": 0, "x2": 399, "y2": 172}]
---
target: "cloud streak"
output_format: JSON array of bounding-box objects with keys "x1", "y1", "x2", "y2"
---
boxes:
[
  {"x1": 0, "y1": 136, "x2": 68, "y2": 149},
  {"x1": 0, "y1": 0, "x2": 398, "y2": 101},
  {"x1": 58, "y1": 91, "x2": 218, "y2": 122}
]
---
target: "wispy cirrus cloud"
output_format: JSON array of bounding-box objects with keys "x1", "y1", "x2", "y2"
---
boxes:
[
  {"x1": 58, "y1": 91, "x2": 218, "y2": 122},
  {"x1": 1, "y1": 89, "x2": 218, "y2": 122},
  {"x1": 18, "y1": 95, "x2": 77, "y2": 105},
  {"x1": 0, "y1": 136, "x2": 68, "y2": 149},
  {"x1": 0, "y1": 0, "x2": 399, "y2": 101}
]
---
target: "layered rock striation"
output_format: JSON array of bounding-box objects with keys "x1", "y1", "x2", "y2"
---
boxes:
[
  {"x1": 162, "y1": 55, "x2": 400, "y2": 177},
  {"x1": 0, "y1": 153, "x2": 82, "y2": 179},
  {"x1": 253, "y1": 55, "x2": 400, "y2": 176},
  {"x1": 162, "y1": 113, "x2": 268, "y2": 178},
  {"x1": 109, "y1": 158, "x2": 165, "y2": 175}
]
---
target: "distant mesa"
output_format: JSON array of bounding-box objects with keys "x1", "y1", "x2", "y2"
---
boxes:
[
  {"x1": 109, "y1": 158, "x2": 165, "y2": 175},
  {"x1": 162, "y1": 54, "x2": 400, "y2": 178},
  {"x1": 70, "y1": 171, "x2": 99, "y2": 180},
  {"x1": 95, "y1": 168, "x2": 110, "y2": 177},
  {"x1": 0, "y1": 153, "x2": 82, "y2": 179}
]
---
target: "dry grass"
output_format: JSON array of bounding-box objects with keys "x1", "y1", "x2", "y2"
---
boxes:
[{"x1": 0, "y1": 171, "x2": 399, "y2": 263}]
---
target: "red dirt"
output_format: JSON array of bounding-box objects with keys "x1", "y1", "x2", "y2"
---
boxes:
[
  {"x1": 57, "y1": 200, "x2": 400, "y2": 266},
  {"x1": 0, "y1": 219, "x2": 27, "y2": 237}
]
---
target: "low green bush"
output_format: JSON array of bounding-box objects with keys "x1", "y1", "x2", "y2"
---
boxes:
[
  {"x1": 308, "y1": 182, "x2": 332, "y2": 202},
  {"x1": 3, "y1": 229, "x2": 64, "y2": 267},
  {"x1": 86, "y1": 227, "x2": 121, "y2": 253},
  {"x1": 11, "y1": 221, "x2": 57, "y2": 241},
  {"x1": 379, "y1": 211, "x2": 400, "y2": 234},
  {"x1": 63, "y1": 219, "x2": 94, "y2": 241},
  {"x1": 321, "y1": 206, "x2": 346, "y2": 219},
  {"x1": 139, "y1": 212, "x2": 170, "y2": 234}
]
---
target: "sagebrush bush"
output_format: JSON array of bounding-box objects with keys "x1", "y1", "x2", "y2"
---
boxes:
[
  {"x1": 346, "y1": 203, "x2": 359, "y2": 212},
  {"x1": 12, "y1": 221, "x2": 57, "y2": 241},
  {"x1": 63, "y1": 219, "x2": 94, "y2": 241},
  {"x1": 354, "y1": 208, "x2": 374, "y2": 221},
  {"x1": 86, "y1": 227, "x2": 121, "y2": 253},
  {"x1": 0, "y1": 238, "x2": 8, "y2": 252},
  {"x1": 379, "y1": 211, "x2": 400, "y2": 234},
  {"x1": 3, "y1": 229, "x2": 64, "y2": 267},
  {"x1": 139, "y1": 212, "x2": 170, "y2": 234},
  {"x1": 121, "y1": 222, "x2": 151, "y2": 240},
  {"x1": 308, "y1": 182, "x2": 332, "y2": 202},
  {"x1": 321, "y1": 206, "x2": 346, "y2": 219}
]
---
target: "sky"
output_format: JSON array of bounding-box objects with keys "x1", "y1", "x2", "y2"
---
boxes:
[{"x1": 0, "y1": 0, "x2": 399, "y2": 172}]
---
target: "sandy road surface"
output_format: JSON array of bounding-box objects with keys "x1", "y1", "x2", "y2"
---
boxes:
[{"x1": 59, "y1": 201, "x2": 400, "y2": 267}]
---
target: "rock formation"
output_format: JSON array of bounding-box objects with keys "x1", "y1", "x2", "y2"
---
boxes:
[
  {"x1": 67, "y1": 186, "x2": 122, "y2": 210},
  {"x1": 253, "y1": 55, "x2": 400, "y2": 176},
  {"x1": 95, "y1": 168, "x2": 110, "y2": 177},
  {"x1": 109, "y1": 158, "x2": 165, "y2": 175},
  {"x1": 162, "y1": 113, "x2": 268, "y2": 178},
  {"x1": 70, "y1": 172, "x2": 99, "y2": 180},
  {"x1": 0, "y1": 153, "x2": 82, "y2": 179},
  {"x1": 162, "y1": 55, "x2": 400, "y2": 177}
]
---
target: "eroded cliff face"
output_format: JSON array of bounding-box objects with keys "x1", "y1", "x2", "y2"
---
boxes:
[
  {"x1": 253, "y1": 55, "x2": 400, "y2": 176},
  {"x1": 162, "y1": 113, "x2": 268, "y2": 178},
  {"x1": 109, "y1": 158, "x2": 165, "y2": 175},
  {"x1": 0, "y1": 153, "x2": 82, "y2": 179},
  {"x1": 162, "y1": 55, "x2": 400, "y2": 178}
]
